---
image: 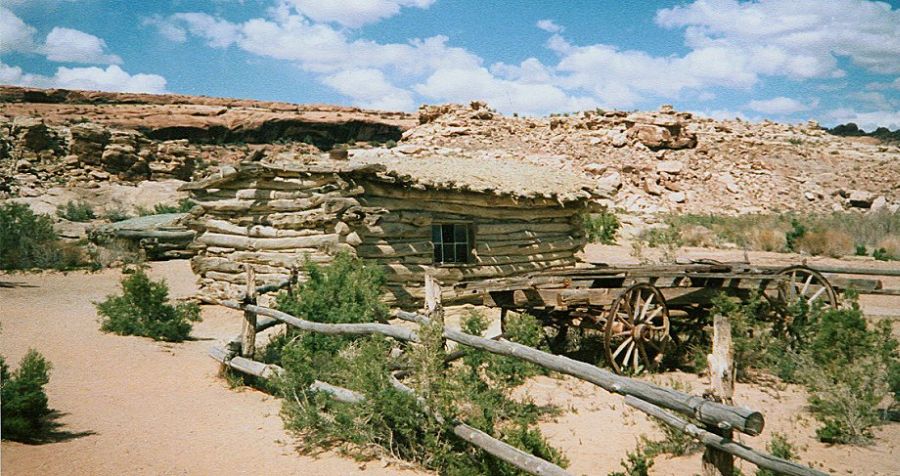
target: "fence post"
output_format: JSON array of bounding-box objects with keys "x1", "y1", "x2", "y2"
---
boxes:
[
  {"x1": 703, "y1": 314, "x2": 735, "y2": 476},
  {"x1": 241, "y1": 264, "x2": 257, "y2": 357},
  {"x1": 424, "y1": 270, "x2": 444, "y2": 323}
]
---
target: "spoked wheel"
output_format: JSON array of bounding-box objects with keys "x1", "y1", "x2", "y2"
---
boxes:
[
  {"x1": 774, "y1": 265, "x2": 838, "y2": 309},
  {"x1": 604, "y1": 283, "x2": 671, "y2": 374}
]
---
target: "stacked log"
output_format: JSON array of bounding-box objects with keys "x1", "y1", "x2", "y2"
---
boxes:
[
  {"x1": 186, "y1": 168, "x2": 368, "y2": 300},
  {"x1": 356, "y1": 180, "x2": 588, "y2": 306},
  {"x1": 184, "y1": 158, "x2": 592, "y2": 305}
]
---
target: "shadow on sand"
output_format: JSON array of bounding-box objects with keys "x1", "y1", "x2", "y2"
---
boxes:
[{"x1": 3, "y1": 410, "x2": 95, "y2": 445}]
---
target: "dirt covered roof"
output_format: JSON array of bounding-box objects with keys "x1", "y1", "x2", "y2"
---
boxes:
[{"x1": 183, "y1": 147, "x2": 606, "y2": 204}]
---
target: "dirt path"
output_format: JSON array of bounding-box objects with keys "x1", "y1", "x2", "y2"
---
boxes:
[{"x1": 0, "y1": 262, "x2": 423, "y2": 476}]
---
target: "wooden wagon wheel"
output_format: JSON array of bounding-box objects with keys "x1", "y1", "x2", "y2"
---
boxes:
[
  {"x1": 774, "y1": 265, "x2": 838, "y2": 309},
  {"x1": 604, "y1": 283, "x2": 671, "y2": 374}
]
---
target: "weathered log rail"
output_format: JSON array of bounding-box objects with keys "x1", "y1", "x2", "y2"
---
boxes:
[{"x1": 206, "y1": 267, "x2": 830, "y2": 475}]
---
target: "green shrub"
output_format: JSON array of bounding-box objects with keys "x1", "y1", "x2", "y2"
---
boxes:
[
  {"x1": 96, "y1": 268, "x2": 201, "y2": 342},
  {"x1": 1, "y1": 349, "x2": 52, "y2": 442},
  {"x1": 269, "y1": 255, "x2": 567, "y2": 474},
  {"x1": 608, "y1": 442, "x2": 653, "y2": 476},
  {"x1": 137, "y1": 199, "x2": 195, "y2": 216},
  {"x1": 103, "y1": 207, "x2": 132, "y2": 222},
  {"x1": 756, "y1": 433, "x2": 795, "y2": 476},
  {"x1": 712, "y1": 294, "x2": 898, "y2": 445},
  {"x1": 56, "y1": 200, "x2": 96, "y2": 222},
  {"x1": 584, "y1": 211, "x2": 621, "y2": 245},
  {"x1": 873, "y1": 247, "x2": 896, "y2": 261},
  {"x1": 855, "y1": 244, "x2": 868, "y2": 256},
  {"x1": 785, "y1": 219, "x2": 806, "y2": 252},
  {"x1": 385, "y1": 139, "x2": 397, "y2": 148},
  {"x1": 0, "y1": 202, "x2": 86, "y2": 271}
]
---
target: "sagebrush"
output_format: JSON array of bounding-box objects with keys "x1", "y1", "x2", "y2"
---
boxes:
[
  {"x1": 56, "y1": 200, "x2": 96, "y2": 222},
  {"x1": 265, "y1": 253, "x2": 567, "y2": 474},
  {"x1": 96, "y1": 268, "x2": 201, "y2": 342},
  {"x1": 0, "y1": 202, "x2": 86, "y2": 271},
  {"x1": 584, "y1": 211, "x2": 621, "y2": 245}
]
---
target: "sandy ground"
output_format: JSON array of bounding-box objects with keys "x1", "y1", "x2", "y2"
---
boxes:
[
  {"x1": 2, "y1": 250, "x2": 898, "y2": 475},
  {"x1": 0, "y1": 262, "x2": 425, "y2": 476}
]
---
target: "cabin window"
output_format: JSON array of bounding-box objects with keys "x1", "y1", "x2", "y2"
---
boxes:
[{"x1": 432, "y1": 223, "x2": 472, "y2": 264}]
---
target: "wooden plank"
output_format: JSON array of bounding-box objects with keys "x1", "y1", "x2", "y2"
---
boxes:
[
  {"x1": 703, "y1": 314, "x2": 735, "y2": 476},
  {"x1": 241, "y1": 265, "x2": 257, "y2": 357}
]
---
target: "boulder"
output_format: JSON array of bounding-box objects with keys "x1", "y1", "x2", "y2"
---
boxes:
[
  {"x1": 668, "y1": 191, "x2": 686, "y2": 203},
  {"x1": 848, "y1": 190, "x2": 875, "y2": 208},
  {"x1": 870, "y1": 196, "x2": 887, "y2": 211},
  {"x1": 70, "y1": 123, "x2": 110, "y2": 165}
]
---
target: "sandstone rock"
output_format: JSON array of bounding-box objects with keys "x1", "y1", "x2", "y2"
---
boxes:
[
  {"x1": 608, "y1": 130, "x2": 627, "y2": 147},
  {"x1": 628, "y1": 124, "x2": 670, "y2": 149},
  {"x1": 596, "y1": 172, "x2": 622, "y2": 192},
  {"x1": 870, "y1": 196, "x2": 887, "y2": 211},
  {"x1": 656, "y1": 160, "x2": 684, "y2": 175},
  {"x1": 668, "y1": 191, "x2": 686, "y2": 203},
  {"x1": 643, "y1": 177, "x2": 663, "y2": 196},
  {"x1": 848, "y1": 190, "x2": 875, "y2": 208},
  {"x1": 70, "y1": 123, "x2": 110, "y2": 164},
  {"x1": 584, "y1": 162, "x2": 608, "y2": 175}
]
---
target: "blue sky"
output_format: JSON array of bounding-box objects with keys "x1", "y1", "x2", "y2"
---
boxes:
[{"x1": 1, "y1": 0, "x2": 898, "y2": 129}]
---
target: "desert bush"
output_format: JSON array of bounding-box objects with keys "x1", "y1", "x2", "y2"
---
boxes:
[
  {"x1": 1, "y1": 349, "x2": 53, "y2": 442},
  {"x1": 269, "y1": 255, "x2": 567, "y2": 474},
  {"x1": 650, "y1": 211, "x2": 899, "y2": 257},
  {"x1": 796, "y1": 229, "x2": 854, "y2": 257},
  {"x1": 56, "y1": 200, "x2": 96, "y2": 222},
  {"x1": 137, "y1": 199, "x2": 196, "y2": 216},
  {"x1": 678, "y1": 224, "x2": 717, "y2": 248},
  {"x1": 95, "y1": 268, "x2": 201, "y2": 342},
  {"x1": 584, "y1": 211, "x2": 621, "y2": 245},
  {"x1": 385, "y1": 139, "x2": 397, "y2": 148},
  {"x1": 0, "y1": 202, "x2": 87, "y2": 271},
  {"x1": 756, "y1": 433, "x2": 795, "y2": 476},
  {"x1": 712, "y1": 294, "x2": 898, "y2": 444},
  {"x1": 103, "y1": 206, "x2": 132, "y2": 222},
  {"x1": 608, "y1": 441, "x2": 653, "y2": 476}
]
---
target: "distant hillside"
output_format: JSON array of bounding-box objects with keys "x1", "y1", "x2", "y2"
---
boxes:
[{"x1": 827, "y1": 123, "x2": 900, "y2": 143}]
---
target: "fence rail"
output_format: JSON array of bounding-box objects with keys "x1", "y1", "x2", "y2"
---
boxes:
[{"x1": 207, "y1": 268, "x2": 828, "y2": 476}]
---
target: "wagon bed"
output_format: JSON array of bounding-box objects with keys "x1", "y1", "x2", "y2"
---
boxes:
[{"x1": 451, "y1": 261, "x2": 863, "y2": 374}]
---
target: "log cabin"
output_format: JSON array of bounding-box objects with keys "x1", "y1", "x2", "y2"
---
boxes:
[{"x1": 181, "y1": 148, "x2": 608, "y2": 306}]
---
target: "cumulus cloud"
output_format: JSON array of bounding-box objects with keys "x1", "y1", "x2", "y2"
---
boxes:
[
  {"x1": 0, "y1": 7, "x2": 38, "y2": 54},
  {"x1": 321, "y1": 68, "x2": 415, "y2": 110},
  {"x1": 41, "y1": 27, "x2": 122, "y2": 64},
  {"x1": 745, "y1": 96, "x2": 813, "y2": 115},
  {"x1": 825, "y1": 108, "x2": 900, "y2": 130},
  {"x1": 536, "y1": 19, "x2": 564, "y2": 33},
  {"x1": 285, "y1": 0, "x2": 435, "y2": 28},
  {"x1": 144, "y1": 0, "x2": 900, "y2": 117},
  {"x1": 655, "y1": 0, "x2": 900, "y2": 75},
  {"x1": 0, "y1": 62, "x2": 167, "y2": 94}
]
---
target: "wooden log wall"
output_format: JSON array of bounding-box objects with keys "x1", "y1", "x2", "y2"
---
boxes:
[
  {"x1": 355, "y1": 180, "x2": 588, "y2": 306},
  {"x1": 186, "y1": 171, "x2": 590, "y2": 304},
  {"x1": 186, "y1": 170, "x2": 367, "y2": 300}
]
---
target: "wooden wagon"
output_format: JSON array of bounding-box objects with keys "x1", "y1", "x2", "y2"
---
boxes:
[{"x1": 452, "y1": 262, "x2": 841, "y2": 374}]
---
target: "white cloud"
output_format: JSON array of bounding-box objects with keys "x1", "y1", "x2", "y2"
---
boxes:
[
  {"x1": 142, "y1": 15, "x2": 188, "y2": 43},
  {"x1": 825, "y1": 108, "x2": 900, "y2": 130},
  {"x1": 321, "y1": 68, "x2": 415, "y2": 110},
  {"x1": 847, "y1": 91, "x2": 898, "y2": 110},
  {"x1": 536, "y1": 19, "x2": 564, "y2": 33},
  {"x1": 865, "y1": 78, "x2": 900, "y2": 91},
  {"x1": 285, "y1": 0, "x2": 435, "y2": 28},
  {"x1": 656, "y1": 0, "x2": 900, "y2": 76},
  {"x1": 0, "y1": 7, "x2": 38, "y2": 54},
  {"x1": 745, "y1": 96, "x2": 812, "y2": 115},
  {"x1": 0, "y1": 62, "x2": 167, "y2": 94},
  {"x1": 41, "y1": 27, "x2": 122, "y2": 64}
]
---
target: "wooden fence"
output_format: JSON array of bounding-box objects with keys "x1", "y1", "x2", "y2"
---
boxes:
[{"x1": 207, "y1": 265, "x2": 826, "y2": 476}]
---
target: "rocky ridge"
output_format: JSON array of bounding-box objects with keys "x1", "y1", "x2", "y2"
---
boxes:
[{"x1": 403, "y1": 102, "x2": 899, "y2": 218}]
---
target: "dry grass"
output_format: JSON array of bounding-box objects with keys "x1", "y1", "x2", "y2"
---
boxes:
[
  {"x1": 797, "y1": 230, "x2": 855, "y2": 258},
  {"x1": 678, "y1": 225, "x2": 717, "y2": 248},
  {"x1": 876, "y1": 236, "x2": 900, "y2": 258},
  {"x1": 748, "y1": 227, "x2": 787, "y2": 252}
]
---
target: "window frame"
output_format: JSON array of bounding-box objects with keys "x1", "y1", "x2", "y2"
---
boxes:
[{"x1": 431, "y1": 222, "x2": 474, "y2": 265}]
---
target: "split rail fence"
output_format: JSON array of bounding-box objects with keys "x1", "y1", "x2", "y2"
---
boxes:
[{"x1": 206, "y1": 265, "x2": 827, "y2": 476}]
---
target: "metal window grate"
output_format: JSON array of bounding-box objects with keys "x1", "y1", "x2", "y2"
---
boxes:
[{"x1": 432, "y1": 223, "x2": 471, "y2": 264}]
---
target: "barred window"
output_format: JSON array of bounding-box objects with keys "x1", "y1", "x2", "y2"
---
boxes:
[{"x1": 432, "y1": 223, "x2": 472, "y2": 264}]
